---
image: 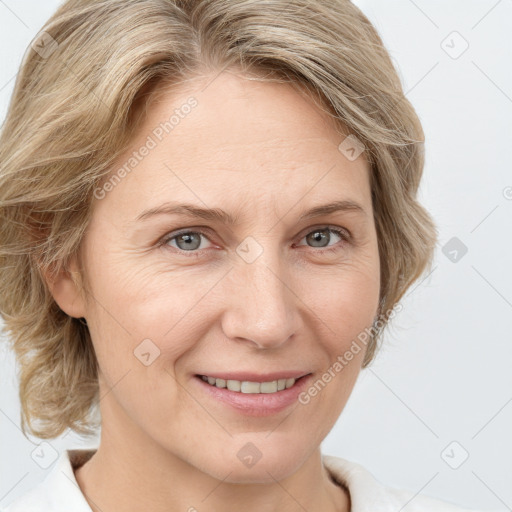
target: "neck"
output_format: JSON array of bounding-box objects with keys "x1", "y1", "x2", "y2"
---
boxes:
[{"x1": 74, "y1": 428, "x2": 350, "y2": 512}]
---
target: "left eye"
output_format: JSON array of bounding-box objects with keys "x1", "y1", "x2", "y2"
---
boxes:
[
  {"x1": 295, "y1": 227, "x2": 348, "y2": 249},
  {"x1": 159, "y1": 226, "x2": 349, "y2": 254}
]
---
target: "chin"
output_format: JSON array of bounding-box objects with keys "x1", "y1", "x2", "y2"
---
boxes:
[{"x1": 199, "y1": 444, "x2": 307, "y2": 484}]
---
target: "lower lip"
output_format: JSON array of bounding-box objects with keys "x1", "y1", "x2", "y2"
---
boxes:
[{"x1": 194, "y1": 374, "x2": 313, "y2": 416}]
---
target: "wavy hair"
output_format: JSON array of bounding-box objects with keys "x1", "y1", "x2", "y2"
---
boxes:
[{"x1": 0, "y1": 0, "x2": 437, "y2": 439}]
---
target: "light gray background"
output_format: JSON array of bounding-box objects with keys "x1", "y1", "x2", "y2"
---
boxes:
[{"x1": 1, "y1": 1, "x2": 511, "y2": 510}]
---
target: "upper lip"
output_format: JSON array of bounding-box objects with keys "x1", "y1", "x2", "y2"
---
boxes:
[{"x1": 196, "y1": 371, "x2": 311, "y2": 382}]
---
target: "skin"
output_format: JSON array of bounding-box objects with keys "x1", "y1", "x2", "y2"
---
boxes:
[{"x1": 47, "y1": 68, "x2": 381, "y2": 512}]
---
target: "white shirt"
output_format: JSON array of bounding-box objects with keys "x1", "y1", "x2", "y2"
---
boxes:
[{"x1": 1, "y1": 449, "x2": 486, "y2": 511}]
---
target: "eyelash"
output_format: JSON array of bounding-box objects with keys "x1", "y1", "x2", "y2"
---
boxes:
[{"x1": 157, "y1": 225, "x2": 351, "y2": 258}]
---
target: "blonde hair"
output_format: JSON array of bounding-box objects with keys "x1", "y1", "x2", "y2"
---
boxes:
[{"x1": 0, "y1": 0, "x2": 437, "y2": 439}]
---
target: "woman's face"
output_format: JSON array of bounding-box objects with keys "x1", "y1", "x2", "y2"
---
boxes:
[{"x1": 62, "y1": 70, "x2": 380, "y2": 482}]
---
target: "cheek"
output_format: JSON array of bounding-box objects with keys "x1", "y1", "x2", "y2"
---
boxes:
[
  {"x1": 85, "y1": 261, "x2": 217, "y2": 389},
  {"x1": 84, "y1": 241, "x2": 193, "y2": 332},
  {"x1": 304, "y1": 257, "x2": 380, "y2": 334}
]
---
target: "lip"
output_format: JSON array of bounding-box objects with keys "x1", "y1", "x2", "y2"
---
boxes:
[
  {"x1": 193, "y1": 372, "x2": 313, "y2": 417},
  {"x1": 195, "y1": 371, "x2": 310, "y2": 382}
]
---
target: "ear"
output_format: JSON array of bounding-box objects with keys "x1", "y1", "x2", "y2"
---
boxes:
[{"x1": 41, "y1": 254, "x2": 87, "y2": 319}]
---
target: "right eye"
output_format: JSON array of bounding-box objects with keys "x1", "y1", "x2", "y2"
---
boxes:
[{"x1": 158, "y1": 229, "x2": 214, "y2": 255}]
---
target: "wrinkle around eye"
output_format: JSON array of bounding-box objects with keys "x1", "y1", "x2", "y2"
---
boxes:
[
  {"x1": 156, "y1": 226, "x2": 362, "y2": 263},
  {"x1": 127, "y1": 211, "x2": 374, "y2": 254}
]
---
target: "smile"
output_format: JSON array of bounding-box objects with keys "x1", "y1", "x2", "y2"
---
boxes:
[
  {"x1": 199, "y1": 375, "x2": 297, "y2": 394},
  {"x1": 194, "y1": 372, "x2": 313, "y2": 416}
]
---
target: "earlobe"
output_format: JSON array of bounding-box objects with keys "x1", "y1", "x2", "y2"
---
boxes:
[{"x1": 41, "y1": 255, "x2": 87, "y2": 319}]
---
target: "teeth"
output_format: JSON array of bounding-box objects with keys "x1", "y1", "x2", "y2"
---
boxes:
[
  {"x1": 260, "y1": 381, "x2": 278, "y2": 393},
  {"x1": 285, "y1": 378, "x2": 295, "y2": 389},
  {"x1": 201, "y1": 376, "x2": 297, "y2": 393},
  {"x1": 227, "y1": 379, "x2": 241, "y2": 392},
  {"x1": 241, "y1": 381, "x2": 261, "y2": 393}
]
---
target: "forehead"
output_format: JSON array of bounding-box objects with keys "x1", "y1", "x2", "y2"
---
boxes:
[{"x1": 94, "y1": 70, "x2": 371, "y2": 222}]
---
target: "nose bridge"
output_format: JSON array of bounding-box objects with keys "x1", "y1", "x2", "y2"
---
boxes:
[{"x1": 221, "y1": 241, "x2": 299, "y2": 348}]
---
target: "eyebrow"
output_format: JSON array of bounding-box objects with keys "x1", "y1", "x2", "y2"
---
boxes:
[{"x1": 134, "y1": 199, "x2": 367, "y2": 224}]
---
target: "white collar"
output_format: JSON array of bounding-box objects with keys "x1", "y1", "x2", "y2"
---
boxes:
[
  {"x1": 3, "y1": 449, "x2": 95, "y2": 512},
  {"x1": 3, "y1": 449, "x2": 473, "y2": 511}
]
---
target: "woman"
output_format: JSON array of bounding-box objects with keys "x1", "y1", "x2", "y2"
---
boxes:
[{"x1": 0, "y1": 1, "x2": 483, "y2": 511}]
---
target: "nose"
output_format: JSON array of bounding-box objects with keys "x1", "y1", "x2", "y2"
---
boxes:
[{"x1": 220, "y1": 254, "x2": 301, "y2": 350}]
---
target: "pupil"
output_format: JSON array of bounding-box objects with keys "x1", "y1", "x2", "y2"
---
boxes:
[
  {"x1": 178, "y1": 233, "x2": 200, "y2": 250},
  {"x1": 309, "y1": 229, "x2": 328, "y2": 247}
]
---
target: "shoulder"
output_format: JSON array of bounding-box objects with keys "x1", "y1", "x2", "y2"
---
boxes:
[
  {"x1": 322, "y1": 454, "x2": 488, "y2": 512},
  {"x1": 1, "y1": 448, "x2": 96, "y2": 512}
]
